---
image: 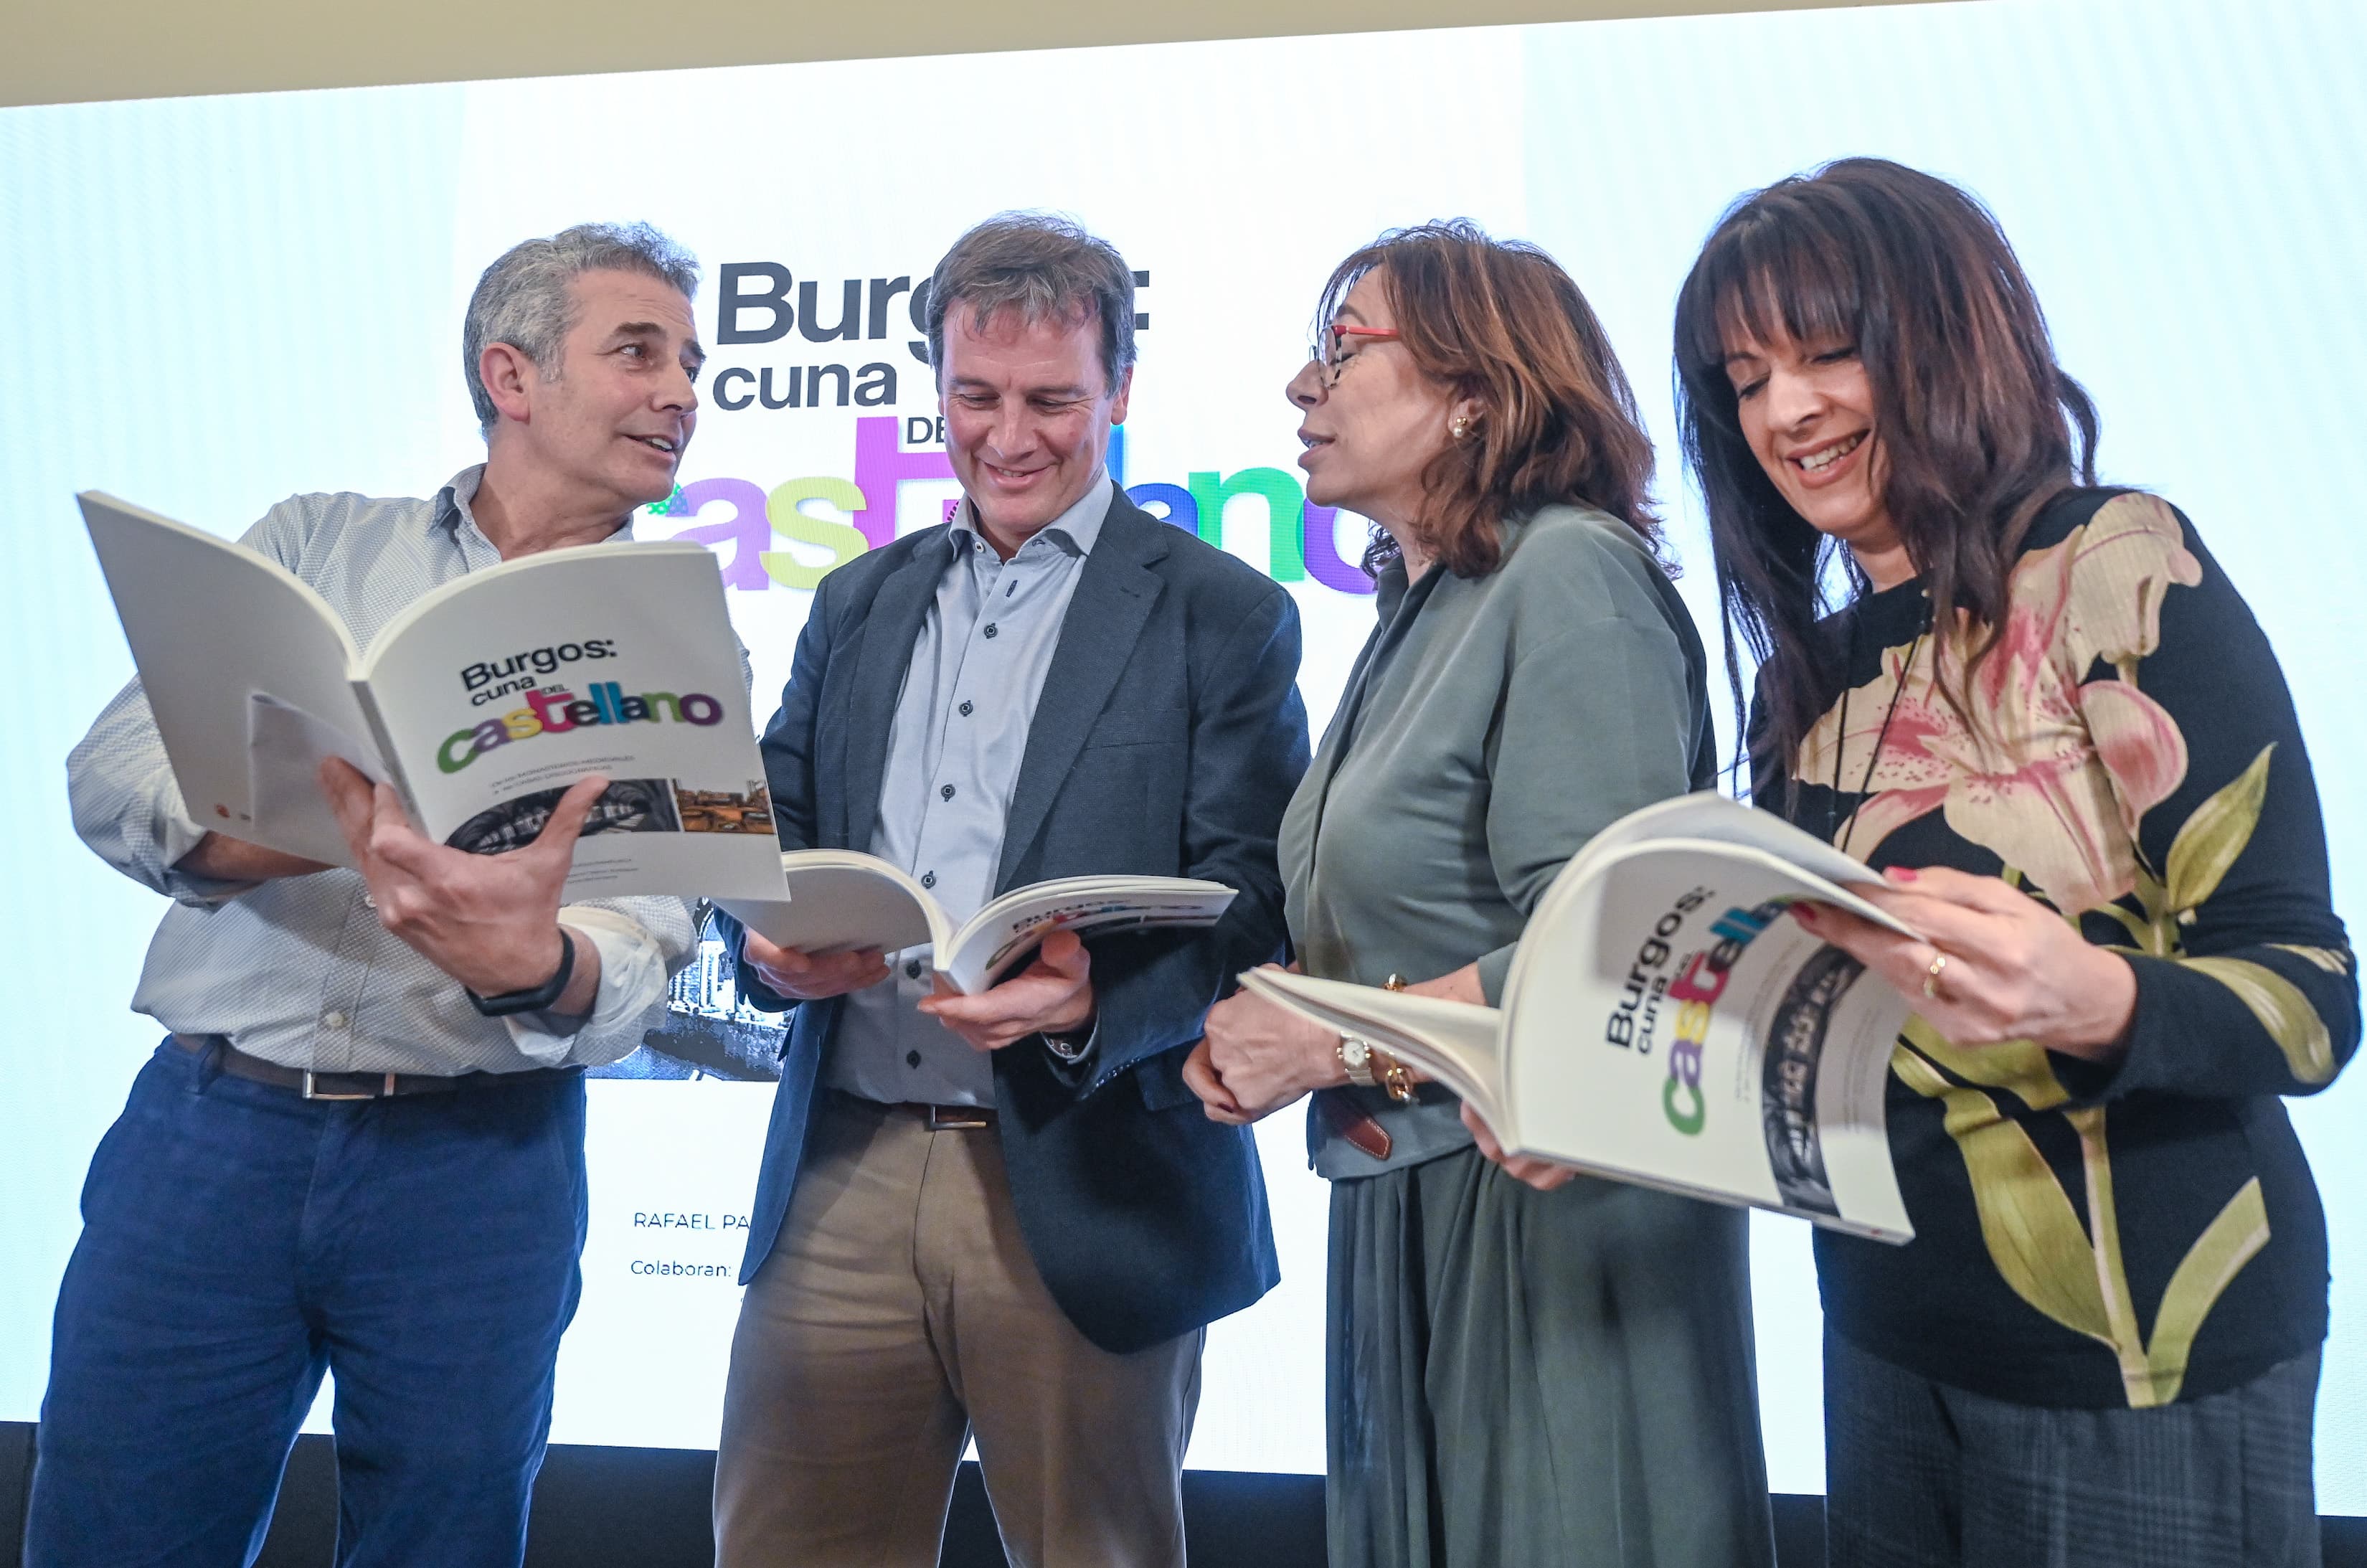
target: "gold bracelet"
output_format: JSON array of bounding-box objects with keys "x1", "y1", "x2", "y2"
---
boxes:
[{"x1": 1376, "y1": 977, "x2": 1414, "y2": 1099}]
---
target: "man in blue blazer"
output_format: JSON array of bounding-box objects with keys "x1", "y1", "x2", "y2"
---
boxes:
[{"x1": 709, "y1": 214, "x2": 1309, "y2": 1568}]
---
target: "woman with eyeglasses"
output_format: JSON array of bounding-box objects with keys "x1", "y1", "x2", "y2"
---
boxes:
[
  {"x1": 1184, "y1": 222, "x2": 1774, "y2": 1568},
  {"x1": 1674, "y1": 157, "x2": 2357, "y2": 1567}
]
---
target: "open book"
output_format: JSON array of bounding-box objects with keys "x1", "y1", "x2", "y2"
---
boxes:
[
  {"x1": 722, "y1": 851, "x2": 1237, "y2": 996},
  {"x1": 81, "y1": 491, "x2": 784, "y2": 902},
  {"x1": 1244, "y1": 793, "x2": 1919, "y2": 1242}
]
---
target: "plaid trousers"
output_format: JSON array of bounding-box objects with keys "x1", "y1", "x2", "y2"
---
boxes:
[{"x1": 1823, "y1": 1326, "x2": 2321, "y2": 1568}]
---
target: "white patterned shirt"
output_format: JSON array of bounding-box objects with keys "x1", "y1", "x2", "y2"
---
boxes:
[{"x1": 66, "y1": 466, "x2": 703, "y2": 1075}]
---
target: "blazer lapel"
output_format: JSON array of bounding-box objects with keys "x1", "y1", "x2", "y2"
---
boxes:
[
  {"x1": 841, "y1": 532, "x2": 951, "y2": 854},
  {"x1": 996, "y1": 496, "x2": 1167, "y2": 889}
]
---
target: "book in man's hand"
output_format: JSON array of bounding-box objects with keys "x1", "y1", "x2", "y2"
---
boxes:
[
  {"x1": 80, "y1": 491, "x2": 784, "y2": 902},
  {"x1": 722, "y1": 852, "x2": 1237, "y2": 996},
  {"x1": 1243, "y1": 793, "x2": 1920, "y2": 1242}
]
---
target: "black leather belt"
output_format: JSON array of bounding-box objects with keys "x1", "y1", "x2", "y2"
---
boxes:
[{"x1": 171, "y1": 1034, "x2": 582, "y2": 1101}]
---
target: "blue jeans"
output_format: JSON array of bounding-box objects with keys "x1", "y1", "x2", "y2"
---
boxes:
[{"x1": 26, "y1": 1039, "x2": 589, "y2": 1568}]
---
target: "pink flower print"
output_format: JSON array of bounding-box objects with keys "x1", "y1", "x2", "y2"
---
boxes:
[
  {"x1": 1797, "y1": 638, "x2": 1950, "y2": 851},
  {"x1": 1791, "y1": 492, "x2": 2197, "y2": 914},
  {"x1": 2083, "y1": 679, "x2": 2189, "y2": 837}
]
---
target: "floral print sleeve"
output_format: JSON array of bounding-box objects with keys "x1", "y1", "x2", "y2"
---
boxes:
[{"x1": 2060, "y1": 495, "x2": 2356, "y2": 1099}]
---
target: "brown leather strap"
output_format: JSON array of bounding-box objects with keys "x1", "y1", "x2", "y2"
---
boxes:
[
  {"x1": 1316, "y1": 1088, "x2": 1392, "y2": 1161},
  {"x1": 171, "y1": 1034, "x2": 580, "y2": 1100}
]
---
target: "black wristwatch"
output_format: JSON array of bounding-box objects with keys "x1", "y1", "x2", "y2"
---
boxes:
[
  {"x1": 466, "y1": 928, "x2": 577, "y2": 1017},
  {"x1": 1042, "y1": 1021, "x2": 1095, "y2": 1062}
]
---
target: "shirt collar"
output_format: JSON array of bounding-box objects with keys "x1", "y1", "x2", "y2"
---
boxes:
[
  {"x1": 950, "y1": 469, "x2": 1113, "y2": 560},
  {"x1": 430, "y1": 463, "x2": 643, "y2": 545}
]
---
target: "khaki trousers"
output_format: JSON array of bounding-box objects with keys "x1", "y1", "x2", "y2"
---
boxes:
[{"x1": 714, "y1": 1092, "x2": 1202, "y2": 1568}]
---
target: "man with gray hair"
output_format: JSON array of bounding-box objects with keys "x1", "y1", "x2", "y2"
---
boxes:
[
  {"x1": 34, "y1": 223, "x2": 710, "y2": 1568},
  {"x1": 709, "y1": 212, "x2": 1308, "y2": 1566}
]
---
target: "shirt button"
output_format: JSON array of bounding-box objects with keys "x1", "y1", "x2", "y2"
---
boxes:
[
  {"x1": 361, "y1": 892, "x2": 376, "y2": 910},
  {"x1": 983, "y1": 623, "x2": 998, "y2": 639},
  {"x1": 905, "y1": 959, "x2": 923, "y2": 979},
  {"x1": 920, "y1": 870, "x2": 936, "y2": 889},
  {"x1": 323, "y1": 1011, "x2": 349, "y2": 1030},
  {"x1": 959, "y1": 700, "x2": 974, "y2": 717},
  {"x1": 905, "y1": 1050, "x2": 922, "y2": 1067},
  {"x1": 940, "y1": 784, "x2": 956, "y2": 800}
]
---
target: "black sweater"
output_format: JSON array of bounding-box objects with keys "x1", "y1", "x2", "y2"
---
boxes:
[{"x1": 1752, "y1": 488, "x2": 2359, "y2": 1407}]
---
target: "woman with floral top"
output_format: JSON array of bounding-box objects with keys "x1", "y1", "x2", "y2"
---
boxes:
[{"x1": 1673, "y1": 156, "x2": 2358, "y2": 1567}]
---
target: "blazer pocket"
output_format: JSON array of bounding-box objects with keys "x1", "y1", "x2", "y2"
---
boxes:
[
  {"x1": 1135, "y1": 1047, "x2": 1202, "y2": 1112},
  {"x1": 1083, "y1": 706, "x2": 1188, "y2": 750}
]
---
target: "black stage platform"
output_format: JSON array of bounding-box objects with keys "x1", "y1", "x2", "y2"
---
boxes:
[{"x1": 6, "y1": 1422, "x2": 2362, "y2": 1566}]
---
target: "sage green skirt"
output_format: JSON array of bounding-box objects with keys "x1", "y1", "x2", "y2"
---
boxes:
[{"x1": 1326, "y1": 1146, "x2": 1775, "y2": 1568}]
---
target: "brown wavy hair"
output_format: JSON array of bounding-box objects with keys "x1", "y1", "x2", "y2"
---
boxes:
[
  {"x1": 1314, "y1": 221, "x2": 1663, "y2": 578},
  {"x1": 1672, "y1": 158, "x2": 2099, "y2": 778}
]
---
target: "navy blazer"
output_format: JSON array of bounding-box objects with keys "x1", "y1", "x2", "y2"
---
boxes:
[{"x1": 717, "y1": 489, "x2": 1309, "y2": 1354}]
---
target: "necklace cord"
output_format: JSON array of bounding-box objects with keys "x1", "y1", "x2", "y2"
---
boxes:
[{"x1": 1830, "y1": 613, "x2": 1929, "y2": 856}]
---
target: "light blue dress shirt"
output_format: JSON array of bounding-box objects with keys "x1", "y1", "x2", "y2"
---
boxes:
[
  {"x1": 65, "y1": 466, "x2": 702, "y2": 1076},
  {"x1": 826, "y1": 472, "x2": 1114, "y2": 1106}
]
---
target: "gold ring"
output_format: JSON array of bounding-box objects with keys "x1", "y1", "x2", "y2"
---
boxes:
[{"x1": 1921, "y1": 950, "x2": 1950, "y2": 1001}]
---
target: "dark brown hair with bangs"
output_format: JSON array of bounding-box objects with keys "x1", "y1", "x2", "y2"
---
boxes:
[
  {"x1": 1672, "y1": 157, "x2": 2100, "y2": 780},
  {"x1": 1317, "y1": 220, "x2": 1662, "y2": 578}
]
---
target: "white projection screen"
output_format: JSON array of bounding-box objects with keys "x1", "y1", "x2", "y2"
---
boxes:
[{"x1": 3, "y1": 0, "x2": 2361, "y2": 1504}]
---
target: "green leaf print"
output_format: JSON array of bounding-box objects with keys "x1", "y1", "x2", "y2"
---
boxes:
[
  {"x1": 2163, "y1": 745, "x2": 2274, "y2": 917},
  {"x1": 2177, "y1": 955, "x2": 2338, "y2": 1084},
  {"x1": 1891, "y1": 1047, "x2": 2113, "y2": 1343},
  {"x1": 2267, "y1": 943, "x2": 2354, "y2": 976},
  {"x1": 1894, "y1": 1033, "x2": 2277, "y2": 1407}
]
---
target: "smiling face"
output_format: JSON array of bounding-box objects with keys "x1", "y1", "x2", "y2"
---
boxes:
[
  {"x1": 937, "y1": 302, "x2": 1130, "y2": 557},
  {"x1": 494, "y1": 268, "x2": 704, "y2": 514},
  {"x1": 1723, "y1": 326, "x2": 1908, "y2": 580},
  {"x1": 1285, "y1": 270, "x2": 1464, "y2": 537}
]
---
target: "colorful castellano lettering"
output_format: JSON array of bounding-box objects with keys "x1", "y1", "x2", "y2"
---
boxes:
[
  {"x1": 438, "y1": 681, "x2": 727, "y2": 773},
  {"x1": 662, "y1": 420, "x2": 1376, "y2": 597},
  {"x1": 1658, "y1": 900, "x2": 1787, "y2": 1135}
]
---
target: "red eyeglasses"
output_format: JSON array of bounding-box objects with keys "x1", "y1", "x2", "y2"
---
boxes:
[{"x1": 1309, "y1": 323, "x2": 1400, "y2": 382}]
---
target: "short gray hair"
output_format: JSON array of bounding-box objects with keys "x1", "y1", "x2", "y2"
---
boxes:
[
  {"x1": 925, "y1": 213, "x2": 1135, "y2": 392},
  {"x1": 463, "y1": 222, "x2": 701, "y2": 432}
]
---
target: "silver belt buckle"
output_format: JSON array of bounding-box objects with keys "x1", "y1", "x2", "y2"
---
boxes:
[
  {"x1": 303, "y1": 1070, "x2": 399, "y2": 1101},
  {"x1": 925, "y1": 1105, "x2": 992, "y2": 1130}
]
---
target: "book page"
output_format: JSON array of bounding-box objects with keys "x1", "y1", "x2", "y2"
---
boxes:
[
  {"x1": 1236, "y1": 970, "x2": 1508, "y2": 1133},
  {"x1": 80, "y1": 492, "x2": 374, "y2": 847},
  {"x1": 1560, "y1": 790, "x2": 1894, "y2": 895},
  {"x1": 719, "y1": 851, "x2": 945, "y2": 960},
  {"x1": 356, "y1": 542, "x2": 782, "y2": 902},
  {"x1": 244, "y1": 693, "x2": 386, "y2": 868},
  {"x1": 1497, "y1": 839, "x2": 1914, "y2": 1242},
  {"x1": 945, "y1": 877, "x2": 1237, "y2": 995}
]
